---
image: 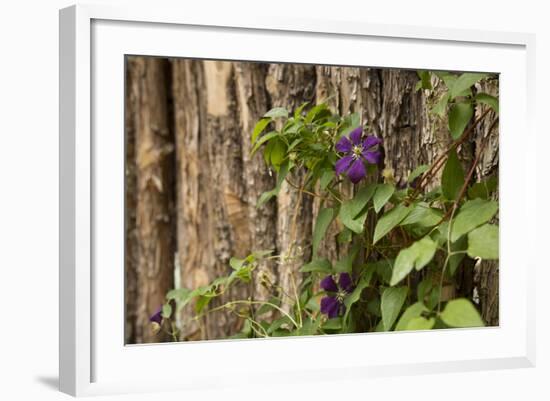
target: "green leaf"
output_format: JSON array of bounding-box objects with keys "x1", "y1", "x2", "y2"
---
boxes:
[
  {"x1": 264, "y1": 107, "x2": 288, "y2": 119},
  {"x1": 299, "y1": 258, "x2": 332, "y2": 274},
  {"x1": 344, "y1": 272, "x2": 373, "y2": 311},
  {"x1": 395, "y1": 302, "x2": 429, "y2": 331},
  {"x1": 250, "y1": 131, "x2": 279, "y2": 155},
  {"x1": 334, "y1": 243, "x2": 360, "y2": 273},
  {"x1": 373, "y1": 204, "x2": 411, "y2": 244},
  {"x1": 337, "y1": 227, "x2": 352, "y2": 244},
  {"x1": 322, "y1": 318, "x2": 342, "y2": 330},
  {"x1": 432, "y1": 93, "x2": 450, "y2": 117},
  {"x1": 416, "y1": 70, "x2": 432, "y2": 91},
  {"x1": 349, "y1": 184, "x2": 377, "y2": 217},
  {"x1": 406, "y1": 317, "x2": 436, "y2": 330},
  {"x1": 312, "y1": 208, "x2": 335, "y2": 256},
  {"x1": 339, "y1": 201, "x2": 368, "y2": 234},
  {"x1": 166, "y1": 288, "x2": 194, "y2": 312},
  {"x1": 435, "y1": 71, "x2": 458, "y2": 87},
  {"x1": 451, "y1": 199, "x2": 498, "y2": 242},
  {"x1": 390, "y1": 237, "x2": 437, "y2": 286},
  {"x1": 448, "y1": 236, "x2": 467, "y2": 275},
  {"x1": 229, "y1": 257, "x2": 246, "y2": 270},
  {"x1": 440, "y1": 298, "x2": 484, "y2": 327},
  {"x1": 373, "y1": 259, "x2": 393, "y2": 285},
  {"x1": 416, "y1": 279, "x2": 432, "y2": 303},
  {"x1": 441, "y1": 149, "x2": 465, "y2": 201},
  {"x1": 448, "y1": 102, "x2": 474, "y2": 139},
  {"x1": 270, "y1": 139, "x2": 286, "y2": 167},
  {"x1": 287, "y1": 137, "x2": 303, "y2": 151},
  {"x1": 305, "y1": 104, "x2": 330, "y2": 124},
  {"x1": 256, "y1": 162, "x2": 289, "y2": 207},
  {"x1": 381, "y1": 287, "x2": 408, "y2": 331},
  {"x1": 338, "y1": 184, "x2": 376, "y2": 233},
  {"x1": 468, "y1": 176, "x2": 498, "y2": 200},
  {"x1": 294, "y1": 102, "x2": 309, "y2": 119},
  {"x1": 408, "y1": 165, "x2": 429, "y2": 183},
  {"x1": 373, "y1": 183, "x2": 395, "y2": 213},
  {"x1": 319, "y1": 169, "x2": 335, "y2": 190},
  {"x1": 195, "y1": 295, "x2": 212, "y2": 314},
  {"x1": 340, "y1": 112, "x2": 361, "y2": 136},
  {"x1": 251, "y1": 118, "x2": 271, "y2": 145},
  {"x1": 400, "y1": 203, "x2": 443, "y2": 227},
  {"x1": 467, "y1": 224, "x2": 499, "y2": 259},
  {"x1": 475, "y1": 93, "x2": 499, "y2": 114},
  {"x1": 449, "y1": 73, "x2": 487, "y2": 99},
  {"x1": 161, "y1": 303, "x2": 172, "y2": 319},
  {"x1": 268, "y1": 316, "x2": 292, "y2": 334}
]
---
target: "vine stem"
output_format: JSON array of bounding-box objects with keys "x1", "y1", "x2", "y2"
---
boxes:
[
  {"x1": 285, "y1": 177, "x2": 332, "y2": 202},
  {"x1": 436, "y1": 116, "x2": 498, "y2": 312},
  {"x1": 195, "y1": 300, "x2": 300, "y2": 330},
  {"x1": 409, "y1": 108, "x2": 492, "y2": 202}
]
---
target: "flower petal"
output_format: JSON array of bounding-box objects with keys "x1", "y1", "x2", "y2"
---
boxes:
[
  {"x1": 320, "y1": 275, "x2": 338, "y2": 292},
  {"x1": 320, "y1": 296, "x2": 340, "y2": 318},
  {"x1": 347, "y1": 159, "x2": 366, "y2": 184},
  {"x1": 149, "y1": 307, "x2": 163, "y2": 325},
  {"x1": 335, "y1": 155, "x2": 353, "y2": 176},
  {"x1": 362, "y1": 150, "x2": 381, "y2": 165},
  {"x1": 338, "y1": 272, "x2": 354, "y2": 293},
  {"x1": 349, "y1": 127, "x2": 363, "y2": 145},
  {"x1": 363, "y1": 135, "x2": 382, "y2": 150},
  {"x1": 335, "y1": 136, "x2": 352, "y2": 153}
]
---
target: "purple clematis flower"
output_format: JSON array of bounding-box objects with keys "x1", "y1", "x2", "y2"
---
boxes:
[
  {"x1": 320, "y1": 273, "x2": 355, "y2": 318},
  {"x1": 335, "y1": 127, "x2": 382, "y2": 184},
  {"x1": 149, "y1": 306, "x2": 163, "y2": 325}
]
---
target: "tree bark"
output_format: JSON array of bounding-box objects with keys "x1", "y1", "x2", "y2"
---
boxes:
[
  {"x1": 126, "y1": 58, "x2": 500, "y2": 340},
  {"x1": 129, "y1": 56, "x2": 176, "y2": 343},
  {"x1": 124, "y1": 59, "x2": 138, "y2": 344},
  {"x1": 473, "y1": 79, "x2": 500, "y2": 326}
]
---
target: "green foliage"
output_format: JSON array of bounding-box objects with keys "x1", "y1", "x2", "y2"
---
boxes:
[
  {"x1": 448, "y1": 102, "x2": 474, "y2": 139},
  {"x1": 299, "y1": 258, "x2": 332, "y2": 274},
  {"x1": 381, "y1": 287, "x2": 408, "y2": 331},
  {"x1": 451, "y1": 199, "x2": 498, "y2": 242},
  {"x1": 373, "y1": 183, "x2": 395, "y2": 213},
  {"x1": 416, "y1": 70, "x2": 433, "y2": 91},
  {"x1": 395, "y1": 300, "x2": 436, "y2": 331},
  {"x1": 440, "y1": 299, "x2": 484, "y2": 327},
  {"x1": 467, "y1": 224, "x2": 499, "y2": 259},
  {"x1": 475, "y1": 93, "x2": 499, "y2": 113},
  {"x1": 373, "y1": 204, "x2": 411, "y2": 244},
  {"x1": 312, "y1": 208, "x2": 335, "y2": 256},
  {"x1": 158, "y1": 81, "x2": 498, "y2": 341},
  {"x1": 390, "y1": 237, "x2": 437, "y2": 286},
  {"x1": 441, "y1": 149, "x2": 465, "y2": 201},
  {"x1": 449, "y1": 73, "x2": 487, "y2": 99}
]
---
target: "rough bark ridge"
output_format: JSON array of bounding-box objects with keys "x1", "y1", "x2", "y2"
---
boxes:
[
  {"x1": 129, "y1": 57, "x2": 176, "y2": 343},
  {"x1": 124, "y1": 60, "x2": 138, "y2": 344},
  {"x1": 473, "y1": 79, "x2": 500, "y2": 326},
  {"x1": 266, "y1": 64, "x2": 317, "y2": 304},
  {"x1": 125, "y1": 58, "x2": 500, "y2": 340}
]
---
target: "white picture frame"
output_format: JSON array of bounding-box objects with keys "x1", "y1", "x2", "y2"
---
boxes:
[{"x1": 59, "y1": 3, "x2": 536, "y2": 397}]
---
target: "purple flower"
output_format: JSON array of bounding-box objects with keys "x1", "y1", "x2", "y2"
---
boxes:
[
  {"x1": 320, "y1": 273, "x2": 355, "y2": 318},
  {"x1": 335, "y1": 127, "x2": 382, "y2": 184},
  {"x1": 149, "y1": 306, "x2": 163, "y2": 325}
]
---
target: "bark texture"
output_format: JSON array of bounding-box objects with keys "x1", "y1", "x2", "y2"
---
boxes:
[
  {"x1": 128, "y1": 57, "x2": 176, "y2": 343},
  {"x1": 473, "y1": 79, "x2": 500, "y2": 326},
  {"x1": 125, "y1": 57, "x2": 500, "y2": 340}
]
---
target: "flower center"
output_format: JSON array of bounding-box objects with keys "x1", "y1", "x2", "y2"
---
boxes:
[
  {"x1": 352, "y1": 145, "x2": 363, "y2": 159},
  {"x1": 336, "y1": 290, "x2": 347, "y2": 302}
]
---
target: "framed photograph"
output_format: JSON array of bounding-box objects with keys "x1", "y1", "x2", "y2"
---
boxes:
[{"x1": 59, "y1": 3, "x2": 536, "y2": 396}]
